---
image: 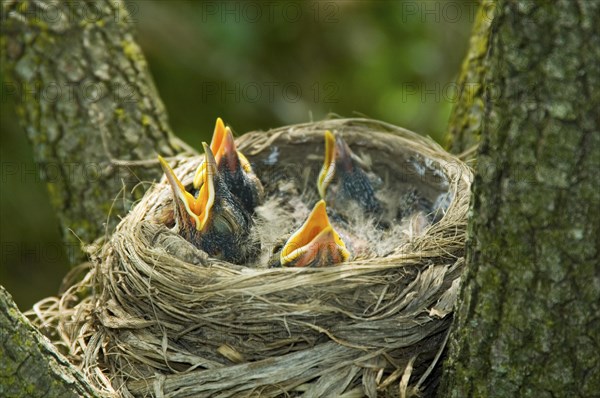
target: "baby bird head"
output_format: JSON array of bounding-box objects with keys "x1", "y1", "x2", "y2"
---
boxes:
[
  {"x1": 159, "y1": 143, "x2": 257, "y2": 263},
  {"x1": 317, "y1": 130, "x2": 381, "y2": 216},
  {"x1": 194, "y1": 118, "x2": 264, "y2": 213},
  {"x1": 279, "y1": 200, "x2": 350, "y2": 267}
]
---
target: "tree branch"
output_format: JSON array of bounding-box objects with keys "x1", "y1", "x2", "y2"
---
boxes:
[
  {"x1": 444, "y1": 0, "x2": 495, "y2": 155},
  {"x1": 1, "y1": 0, "x2": 184, "y2": 263},
  {"x1": 0, "y1": 285, "x2": 104, "y2": 397}
]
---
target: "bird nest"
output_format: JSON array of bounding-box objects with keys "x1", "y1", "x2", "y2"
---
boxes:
[{"x1": 30, "y1": 118, "x2": 472, "y2": 398}]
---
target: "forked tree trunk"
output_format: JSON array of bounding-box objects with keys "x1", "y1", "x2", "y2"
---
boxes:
[{"x1": 440, "y1": 1, "x2": 600, "y2": 396}]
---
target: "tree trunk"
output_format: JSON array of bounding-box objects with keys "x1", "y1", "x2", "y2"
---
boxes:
[
  {"x1": 444, "y1": 0, "x2": 494, "y2": 155},
  {"x1": 1, "y1": 1, "x2": 180, "y2": 396},
  {"x1": 0, "y1": 285, "x2": 102, "y2": 397},
  {"x1": 1, "y1": 0, "x2": 183, "y2": 264},
  {"x1": 440, "y1": 1, "x2": 600, "y2": 396}
]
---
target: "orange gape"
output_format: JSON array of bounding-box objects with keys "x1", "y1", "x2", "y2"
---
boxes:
[
  {"x1": 280, "y1": 200, "x2": 350, "y2": 268},
  {"x1": 158, "y1": 142, "x2": 216, "y2": 232},
  {"x1": 193, "y1": 117, "x2": 226, "y2": 189}
]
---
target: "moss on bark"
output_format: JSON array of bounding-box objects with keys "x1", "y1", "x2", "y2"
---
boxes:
[
  {"x1": 0, "y1": 285, "x2": 103, "y2": 397},
  {"x1": 445, "y1": 0, "x2": 495, "y2": 155}
]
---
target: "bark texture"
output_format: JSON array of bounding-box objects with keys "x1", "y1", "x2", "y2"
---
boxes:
[
  {"x1": 440, "y1": 1, "x2": 600, "y2": 396},
  {"x1": 1, "y1": 0, "x2": 182, "y2": 263},
  {"x1": 0, "y1": 285, "x2": 102, "y2": 398},
  {"x1": 444, "y1": 0, "x2": 495, "y2": 155}
]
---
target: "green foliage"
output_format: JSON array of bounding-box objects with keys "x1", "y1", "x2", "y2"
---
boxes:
[{"x1": 137, "y1": 1, "x2": 472, "y2": 143}]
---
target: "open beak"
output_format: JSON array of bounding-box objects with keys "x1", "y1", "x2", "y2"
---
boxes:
[
  {"x1": 317, "y1": 130, "x2": 336, "y2": 199},
  {"x1": 193, "y1": 117, "x2": 227, "y2": 189},
  {"x1": 159, "y1": 143, "x2": 216, "y2": 232},
  {"x1": 220, "y1": 126, "x2": 255, "y2": 174},
  {"x1": 220, "y1": 126, "x2": 242, "y2": 173},
  {"x1": 280, "y1": 200, "x2": 350, "y2": 267}
]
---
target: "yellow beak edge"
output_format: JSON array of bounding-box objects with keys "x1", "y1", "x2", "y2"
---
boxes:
[{"x1": 317, "y1": 130, "x2": 336, "y2": 199}]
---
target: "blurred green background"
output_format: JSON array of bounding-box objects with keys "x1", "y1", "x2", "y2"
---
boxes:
[{"x1": 0, "y1": 0, "x2": 474, "y2": 310}]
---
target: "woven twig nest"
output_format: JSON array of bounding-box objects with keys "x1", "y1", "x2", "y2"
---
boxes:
[{"x1": 34, "y1": 118, "x2": 472, "y2": 398}]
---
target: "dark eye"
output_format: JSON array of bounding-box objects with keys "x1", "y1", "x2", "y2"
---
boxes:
[
  {"x1": 213, "y1": 212, "x2": 235, "y2": 235},
  {"x1": 273, "y1": 243, "x2": 283, "y2": 254}
]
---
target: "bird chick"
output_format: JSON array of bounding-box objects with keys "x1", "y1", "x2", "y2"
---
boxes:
[
  {"x1": 159, "y1": 143, "x2": 258, "y2": 264},
  {"x1": 217, "y1": 126, "x2": 264, "y2": 213},
  {"x1": 193, "y1": 118, "x2": 264, "y2": 214},
  {"x1": 271, "y1": 200, "x2": 350, "y2": 268},
  {"x1": 317, "y1": 130, "x2": 382, "y2": 216}
]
